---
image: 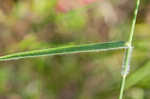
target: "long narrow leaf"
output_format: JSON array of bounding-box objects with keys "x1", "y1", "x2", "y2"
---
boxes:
[
  {"x1": 125, "y1": 61, "x2": 150, "y2": 89},
  {"x1": 0, "y1": 41, "x2": 126, "y2": 61}
]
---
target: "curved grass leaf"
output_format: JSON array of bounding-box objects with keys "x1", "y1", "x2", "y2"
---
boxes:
[
  {"x1": 0, "y1": 41, "x2": 126, "y2": 61},
  {"x1": 125, "y1": 61, "x2": 150, "y2": 89}
]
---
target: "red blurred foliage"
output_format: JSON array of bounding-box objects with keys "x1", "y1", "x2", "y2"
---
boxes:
[{"x1": 56, "y1": 0, "x2": 98, "y2": 13}]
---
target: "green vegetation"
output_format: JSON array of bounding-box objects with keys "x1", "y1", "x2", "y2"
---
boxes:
[
  {"x1": 0, "y1": 41, "x2": 126, "y2": 61},
  {"x1": 119, "y1": 0, "x2": 141, "y2": 99},
  {"x1": 0, "y1": 0, "x2": 149, "y2": 99}
]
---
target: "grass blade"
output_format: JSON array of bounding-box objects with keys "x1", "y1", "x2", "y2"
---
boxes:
[
  {"x1": 0, "y1": 41, "x2": 126, "y2": 61},
  {"x1": 125, "y1": 61, "x2": 150, "y2": 90}
]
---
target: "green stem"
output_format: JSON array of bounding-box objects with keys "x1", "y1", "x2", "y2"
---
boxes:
[
  {"x1": 128, "y1": 0, "x2": 140, "y2": 45},
  {"x1": 119, "y1": 0, "x2": 141, "y2": 99},
  {"x1": 119, "y1": 47, "x2": 133, "y2": 99},
  {"x1": 119, "y1": 75, "x2": 127, "y2": 99}
]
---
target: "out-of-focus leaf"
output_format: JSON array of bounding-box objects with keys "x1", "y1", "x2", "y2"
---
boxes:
[
  {"x1": 126, "y1": 61, "x2": 150, "y2": 89},
  {"x1": 56, "y1": 10, "x2": 86, "y2": 31},
  {"x1": 32, "y1": 0, "x2": 56, "y2": 15},
  {"x1": 0, "y1": 67, "x2": 10, "y2": 92}
]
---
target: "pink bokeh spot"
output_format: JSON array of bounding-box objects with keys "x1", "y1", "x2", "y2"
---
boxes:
[
  {"x1": 82, "y1": 0, "x2": 97, "y2": 5},
  {"x1": 56, "y1": 2, "x2": 69, "y2": 13},
  {"x1": 56, "y1": 0, "x2": 98, "y2": 13}
]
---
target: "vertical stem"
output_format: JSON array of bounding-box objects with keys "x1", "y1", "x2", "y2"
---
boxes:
[
  {"x1": 119, "y1": 75, "x2": 126, "y2": 99},
  {"x1": 128, "y1": 0, "x2": 141, "y2": 45},
  {"x1": 119, "y1": 0, "x2": 141, "y2": 99}
]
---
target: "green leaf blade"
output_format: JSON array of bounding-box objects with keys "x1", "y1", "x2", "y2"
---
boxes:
[
  {"x1": 0, "y1": 41, "x2": 126, "y2": 61},
  {"x1": 125, "y1": 61, "x2": 150, "y2": 89}
]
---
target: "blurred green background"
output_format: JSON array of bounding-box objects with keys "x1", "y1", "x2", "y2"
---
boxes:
[{"x1": 0, "y1": 0, "x2": 150, "y2": 99}]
